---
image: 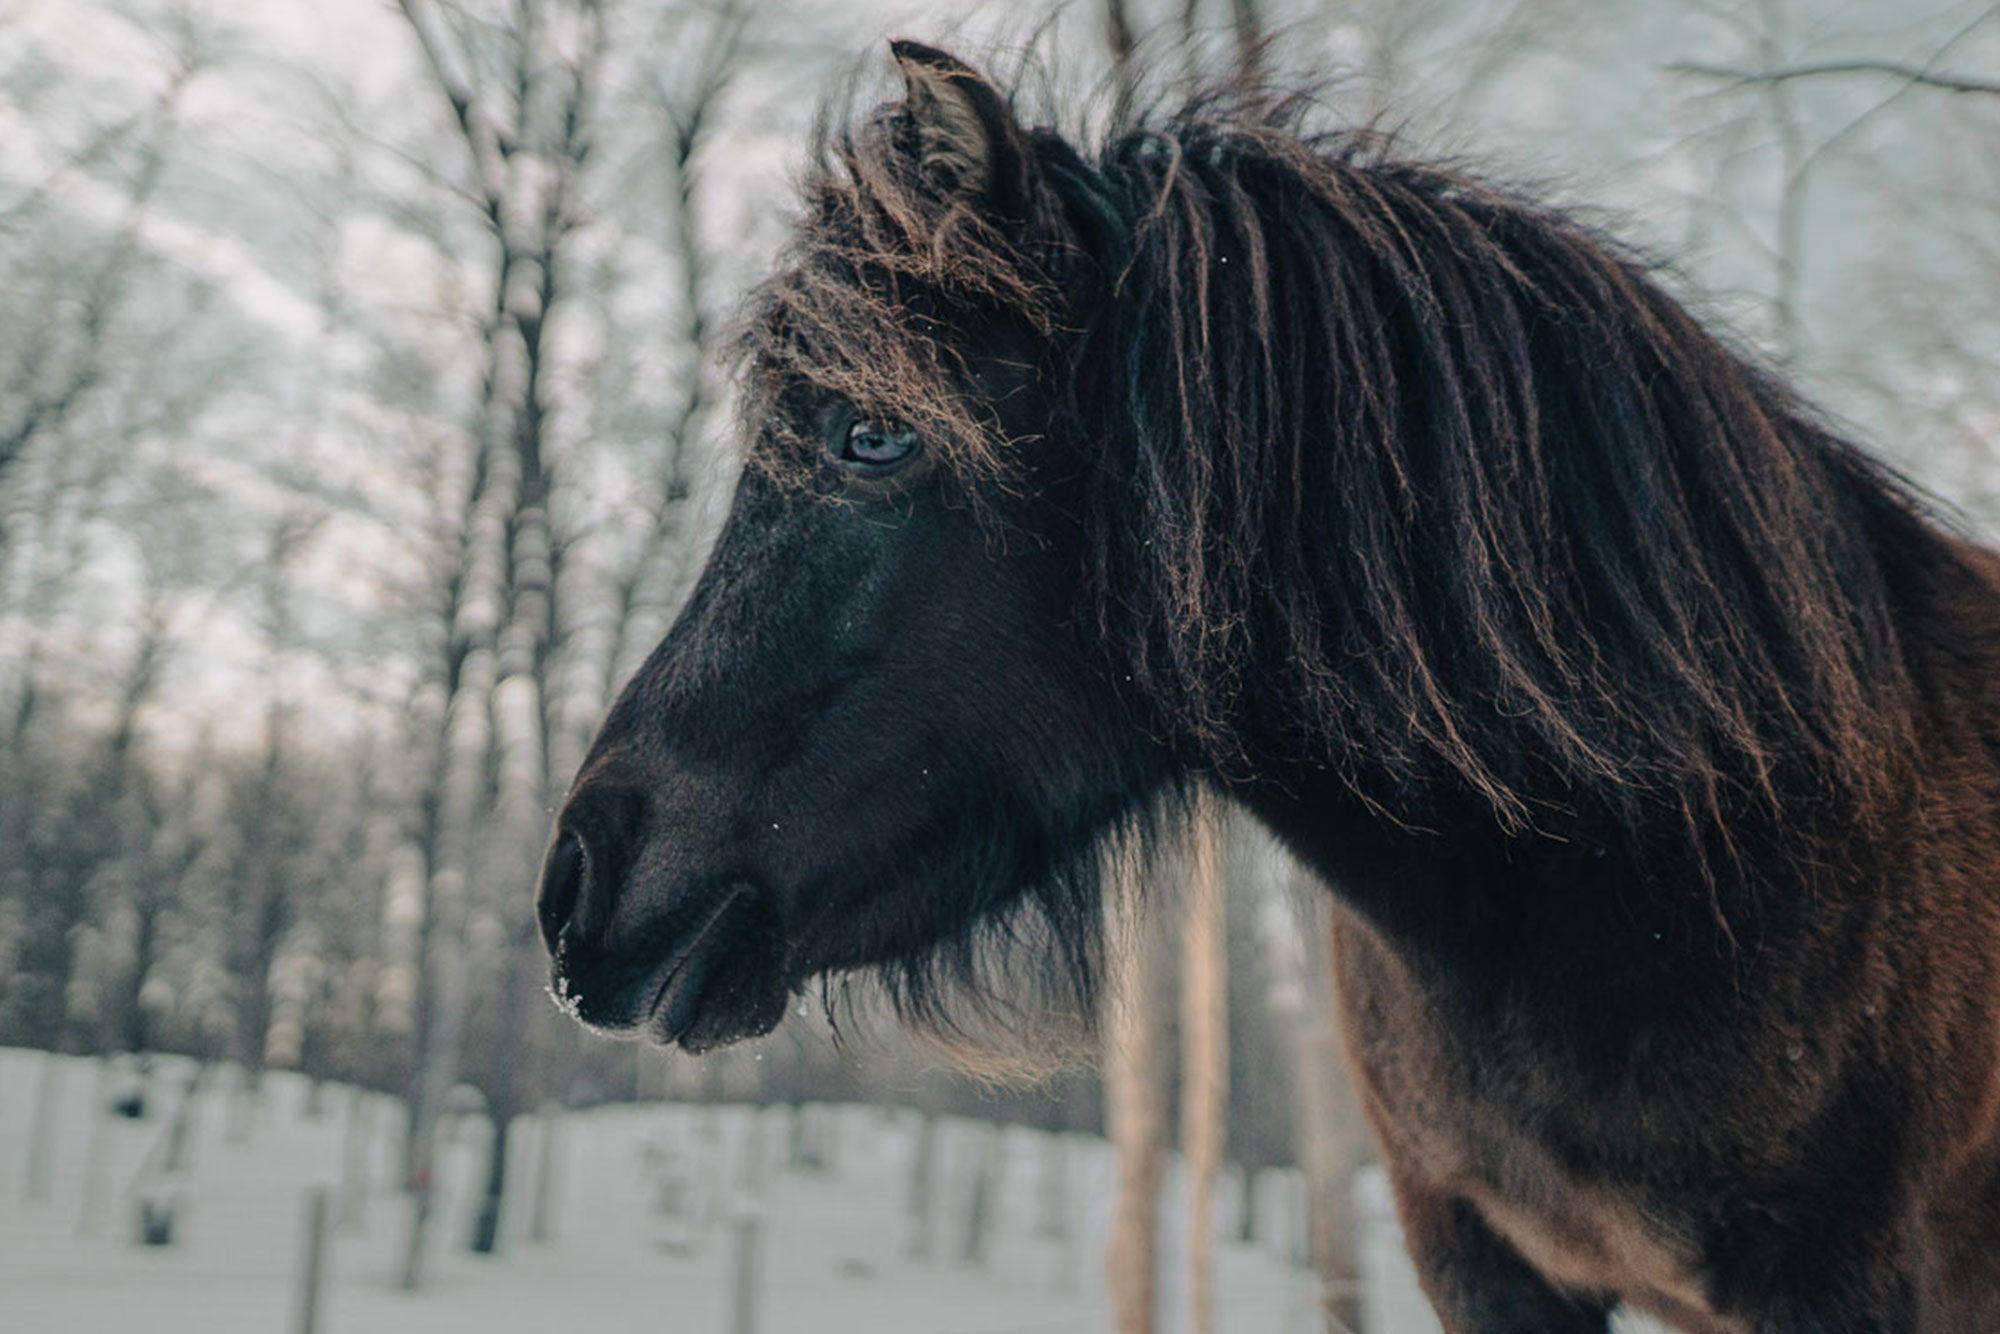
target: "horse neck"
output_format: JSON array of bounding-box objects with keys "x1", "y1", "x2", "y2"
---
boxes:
[
  {"x1": 1231, "y1": 536, "x2": 2000, "y2": 1010},
  {"x1": 1231, "y1": 754, "x2": 1832, "y2": 1006}
]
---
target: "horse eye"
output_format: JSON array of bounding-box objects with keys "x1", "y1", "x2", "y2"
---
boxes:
[{"x1": 835, "y1": 418, "x2": 919, "y2": 471}]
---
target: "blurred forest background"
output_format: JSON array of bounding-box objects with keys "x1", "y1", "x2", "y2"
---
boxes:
[{"x1": 1, "y1": 0, "x2": 1995, "y2": 1328}]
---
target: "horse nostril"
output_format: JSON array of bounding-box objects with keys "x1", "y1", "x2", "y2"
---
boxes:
[{"x1": 538, "y1": 830, "x2": 587, "y2": 953}]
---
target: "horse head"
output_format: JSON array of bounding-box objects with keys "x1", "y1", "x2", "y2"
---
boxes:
[{"x1": 536, "y1": 44, "x2": 1163, "y2": 1052}]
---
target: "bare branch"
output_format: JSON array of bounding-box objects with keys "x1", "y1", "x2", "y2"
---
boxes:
[
  {"x1": 598, "y1": 1, "x2": 754, "y2": 696},
  {"x1": 394, "y1": 0, "x2": 512, "y2": 212},
  {"x1": 1106, "y1": 0, "x2": 1139, "y2": 123},
  {"x1": 1231, "y1": 0, "x2": 1263, "y2": 81},
  {"x1": 1670, "y1": 59, "x2": 2000, "y2": 98},
  {"x1": 0, "y1": 49, "x2": 198, "y2": 507}
]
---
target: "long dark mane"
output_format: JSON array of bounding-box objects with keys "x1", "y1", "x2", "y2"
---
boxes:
[
  {"x1": 739, "y1": 69, "x2": 1954, "y2": 1029},
  {"x1": 1067, "y1": 108, "x2": 1951, "y2": 850}
]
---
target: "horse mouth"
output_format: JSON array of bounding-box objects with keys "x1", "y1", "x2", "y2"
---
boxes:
[
  {"x1": 549, "y1": 883, "x2": 786, "y2": 1052},
  {"x1": 640, "y1": 885, "x2": 751, "y2": 1046}
]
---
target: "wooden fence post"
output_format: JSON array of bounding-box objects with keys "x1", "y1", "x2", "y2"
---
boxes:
[{"x1": 295, "y1": 1186, "x2": 331, "y2": 1334}]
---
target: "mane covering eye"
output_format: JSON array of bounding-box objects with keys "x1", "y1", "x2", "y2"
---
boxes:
[{"x1": 833, "y1": 414, "x2": 920, "y2": 472}]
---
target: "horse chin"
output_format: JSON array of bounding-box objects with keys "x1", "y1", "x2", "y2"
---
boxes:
[
  {"x1": 549, "y1": 879, "x2": 790, "y2": 1052},
  {"x1": 626, "y1": 886, "x2": 792, "y2": 1052},
  {"x1": 645, "y1": 938, "x2": 791, "y2": 1054},
  {"x1": 659, "y1": 986, "x2": 789, "y2": 1053}
]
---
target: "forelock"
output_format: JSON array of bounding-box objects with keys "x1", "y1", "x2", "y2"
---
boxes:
[{"x1": 733, "y1": 101, "x2": 1071, "y2": 488}]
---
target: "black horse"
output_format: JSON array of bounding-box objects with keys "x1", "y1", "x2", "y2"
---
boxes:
[{"x1": 538, "y1": 43, "x2": 2000, "y2": 1332}]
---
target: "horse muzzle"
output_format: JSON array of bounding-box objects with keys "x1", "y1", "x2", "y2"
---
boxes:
[{"x1": 535, "y1": 822, "x2": 788, "y2": 1051}]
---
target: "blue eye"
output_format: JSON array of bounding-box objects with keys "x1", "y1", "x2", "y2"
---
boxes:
[{"x1": 835, "y1": 417, "x2": 919, "y2": 471}]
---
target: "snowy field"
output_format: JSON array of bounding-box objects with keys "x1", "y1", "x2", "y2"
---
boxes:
[
  {"x1": 1, "y1": 1049, "x2": 1673, "y2": 1334},
  {"x1": 1, "y1": 1049, "x2": 1333, "y2": 1334}
]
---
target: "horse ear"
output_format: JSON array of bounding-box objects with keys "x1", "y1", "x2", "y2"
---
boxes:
[{"x1": 889, "y1": 40, "x2": 1032, "y2": 218}]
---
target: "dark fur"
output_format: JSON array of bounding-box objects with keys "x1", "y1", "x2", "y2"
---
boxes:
[{"x1": 542, "y1": 44, "x2": 2000, "y2": 1331}]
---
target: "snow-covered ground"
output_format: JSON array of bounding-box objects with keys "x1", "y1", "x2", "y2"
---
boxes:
[
  {"x1": 1, "y1": 1049, "x2": 1330, "y2": 1333},
  {"x1": 1, "y1": 1049, "x2": 1673, "y2": 1333}
]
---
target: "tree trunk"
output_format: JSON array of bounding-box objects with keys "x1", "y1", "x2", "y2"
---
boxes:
[
  {"x1": 338, "y1": 1086, "x2": 372, "y2": 1233},
  {"x1": 958, "y1": 1122, "x2": 1004, "y2": 1267},
  {"x1": 1236, "y1": 1165, "x2": 1258, "y2": 1244},
  {"x1": 1102, "y1": 837, "x2": 1165, "y2": 1334},
  {"x1": 118, "y1": 885, "x2": 162, "y2": 1055},
  {"x1": 1034, "y1": 1129, "x2": 1068, "y2": 1239},
  {"x1": 76, "y1": 1056, "x2": 114, "y2": 1235},
  {"x1": 1294, "y1": 886, "x2": 1371, "y2": 1333},
  {"x1": 469, "y1": 1107, "x2": 513, "y2": 1254},
  {"x1": 1180, "y1": 793, "x2": 1229, "y2": 1334},
  {"x1": 907, "y1": 1110, "x2": 940, "y2": 1261},
  {"x1": 228, "y1": 947, "x2": 273, "y2": 1146},
  {"x1": 469, "y1": 916, "x2": 539, "y2": 1256},
  {"x1": 23, "y1": 1049, "x2": 64, "y2": 1202},
  {"x1": 528, "y1": 1102, "x2": 561, "y2": 1243},
  {"x1": 161, "y1": 1063, "x2": 202, "y2": 1174},
  {"x1": 391, "y1": 0, "x2": 607, "y2": 1286}
]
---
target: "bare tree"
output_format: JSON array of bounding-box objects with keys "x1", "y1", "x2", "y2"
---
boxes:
[
  {"x1": 1101, "y1": 837, "x2": 1165, "y2": 1334},
  {"x1": 1179, "y1": 795, "x2": 1229, "y2": 1334},
  {"x1": 1670, "y1": 58, "x2": 2000, "y2": 99},
  {"x1": 0, "y1": 13, "x2": 237, "y2": 741},
  {"x1": 390, "y1": 0, "x2": 615, "y2": 1276},
  {"x1": 0, "y1": 29, "x2": 202, "y2": 513},
  {"x1": 1669, "y1": 3, "x2": 1998, "y2": 362},
  {"x1": 588, "y1": 0, "x2": 754, "y2": 714},
  {"x1": 1289, "y1": 884, "x2": 1371, "y2": 1333},
  {"x1": 215, "y1": 516, "x2": 324, "y2": 1140}
]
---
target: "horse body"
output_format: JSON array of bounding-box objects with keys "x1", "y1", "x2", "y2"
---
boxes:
[
  {"x1": 537, "y1": 42, "x2": 2000, "y2": 1331},
  {"x1": 1248, "y1": 538, "x2": 2000, "y2": 1329}
]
